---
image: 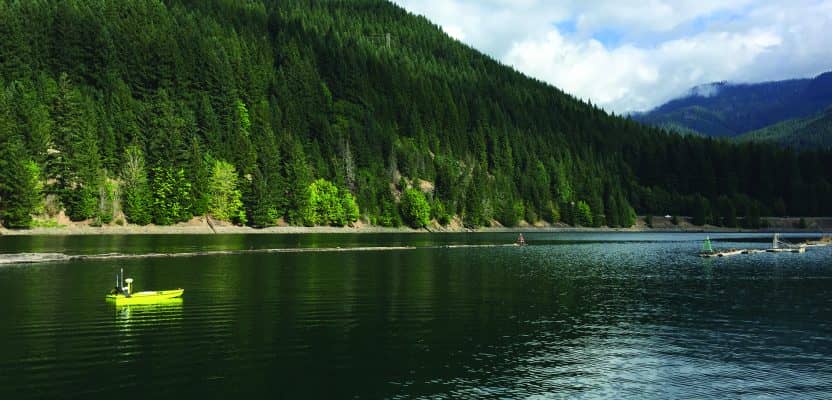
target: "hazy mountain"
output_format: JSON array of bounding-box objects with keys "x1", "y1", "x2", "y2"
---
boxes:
[{"x1": 636, "y1": 71, "x2": 832, "y2": 138}]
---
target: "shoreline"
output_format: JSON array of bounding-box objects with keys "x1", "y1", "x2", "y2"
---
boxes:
[{"x1": 1, "y1": 216, "x2": 829, "y2": 236}]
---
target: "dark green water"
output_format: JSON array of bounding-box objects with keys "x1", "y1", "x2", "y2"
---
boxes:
[{"x1": 1, "y1": 232, "x2": 831, "y2": 398}]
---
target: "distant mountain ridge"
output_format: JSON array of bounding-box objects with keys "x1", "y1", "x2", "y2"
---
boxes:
[
  {"x1": 636, "y1": 71, "x2": 832, "y2": 138},
  {"x1": 736, "y1": 106, "x2": 832, "y2": 149}
]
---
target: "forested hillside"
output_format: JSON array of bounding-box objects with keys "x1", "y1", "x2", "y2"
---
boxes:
[
  {"x1": 636, "y1": 72, "x2": 832, "y2": 137},
  {"x1": 736, "y1": 108, "x2": 832, "y2": 150},
  {"x1": 1, "y1": 0, "x2": 831, "y2": 231}
]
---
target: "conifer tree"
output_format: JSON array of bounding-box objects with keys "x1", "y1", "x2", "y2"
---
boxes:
[
  {"x1": 230, "y1": 99, "x2": 256, "y2": 175},
  {"x1": 208, "y1": 160, "x2": 245, "y2": 224},
  {"x1": 378, "y1": 189, "x2": 402, "y2": 228},
  {"x1": 50, "y1": 74, "x2": 101, "y2": 221},
  {"x1": 145, "y1": 89, "x2": 186, "y2": 167},
  {"x1": 121, "y1": 145, "x2": 152, "y2": 225},
  {"x1": 10, "y1": 81, "x2": 52, "y2": 167},
  {"x1": 285, "y1": 139, "x2": 313, "y2": 225},
  {"x1": 575, "y1": 200, "x2": 593, "y2": 227},
  {"x1": 248, "y1": 166, "x2": 279, "y2": 227},
  {"x1": 342, "y1": 191, "x2": 359, "y2": 226},
  {"x1": 150, "y1": 166, "x2": 191, "y2": 225},
  {"x1": 0, "y1": 100, "x2": 42, "y2": 228},
  {"x1": 246, "y1": 100, "x2": 284, "y2": 227},
  {"x1": 186, "y1": 137, "x2": 210, "y2": 217}
]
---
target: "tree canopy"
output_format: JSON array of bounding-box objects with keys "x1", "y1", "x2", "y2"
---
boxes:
[{"x1": 0, "y1": 0, "x2": 831, "y2": 230}]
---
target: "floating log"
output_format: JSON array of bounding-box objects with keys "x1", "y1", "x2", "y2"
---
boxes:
[
  {"x1": 699, "y1": 249, "x2": 744, "y2": 258},
  {"x1": 804, "y1": 236, "x2": 831, "y2": 247},
  {"x1": 766, "y1": 246, "x2": 806, "y2": 253}
]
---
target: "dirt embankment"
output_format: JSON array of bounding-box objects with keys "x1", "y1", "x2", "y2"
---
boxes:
[{"x1": 1, "y1": 215, "x2": 830, "y2": 236}]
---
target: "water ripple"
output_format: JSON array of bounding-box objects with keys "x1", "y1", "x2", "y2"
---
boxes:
[{"x1": 1, "y1": 233, "x2": 831, "y2": 398}]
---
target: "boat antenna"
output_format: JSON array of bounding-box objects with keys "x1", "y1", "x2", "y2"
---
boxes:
[{"x1": 120, "y1": 268, "x2": 124, "y2": 289}]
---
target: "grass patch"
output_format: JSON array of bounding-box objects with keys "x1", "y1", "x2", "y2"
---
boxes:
[{"x1": 31, "y1": 218, "x2": 66, "y2": 228}]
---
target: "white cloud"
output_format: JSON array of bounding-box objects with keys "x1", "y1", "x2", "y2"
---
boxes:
[
  {"x1": 392, "y1": 0, "x2": 832, "y2": 113},
  {"x1": 442, "y1": 24, "x2": 466, "y2": 41}
]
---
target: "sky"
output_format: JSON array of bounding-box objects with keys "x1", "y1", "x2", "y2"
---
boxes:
[{"x1": 391, "y1": 0, "x2": 832, "y2": 114}]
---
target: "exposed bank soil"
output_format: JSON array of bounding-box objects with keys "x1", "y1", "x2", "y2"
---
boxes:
[{"x1": 1, "y1": 216, "x2": 830, "y2": 236}]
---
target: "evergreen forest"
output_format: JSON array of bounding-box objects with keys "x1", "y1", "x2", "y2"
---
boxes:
[
  {"x1": 1, "y1": 0, "x2": 832, "y2": 230},
  {"x1": 736, "y1": 108, "x2": 832, "y2": 150}
]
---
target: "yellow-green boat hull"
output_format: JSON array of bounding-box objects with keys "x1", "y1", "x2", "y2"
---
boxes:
[{"x1": 106, "y1": 289, "x2": 184, "y2": 304}]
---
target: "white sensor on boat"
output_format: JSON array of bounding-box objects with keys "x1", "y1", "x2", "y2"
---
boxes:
[{"x1": 124, "y1": 278, "x2": 134, "y2": 295}]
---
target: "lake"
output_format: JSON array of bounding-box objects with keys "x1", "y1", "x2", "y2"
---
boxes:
[{"x1": 1, "y1": 232, "x2": 831, "y2": 398}]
